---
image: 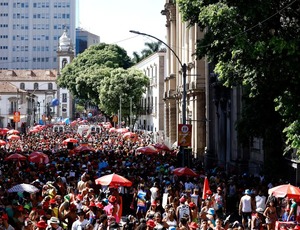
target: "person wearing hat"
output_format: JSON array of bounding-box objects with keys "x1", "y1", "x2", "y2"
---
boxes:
[
  {"x1": 146, "y1": 219, "x2": 156, "y2": 229},
  {"x1": 176, "y1": 196, "x2": 191, "y2": 222},
  {"x1": 103, "y1": 195, "x2": 120, "y2": 223},
  {"x1": 1, "y1": 213, "x2": 15, "y2": 230},
  {"x1": 189, "y1": 202, "x2": 198, "y2": 222},
  {"x1": 36, "y1": 220, "x2": 48, "y2": 230},
  {"x1": 46, "y1": 216, "x2": 62, "y2": 230},
  {"x1": 239, "y1": 189, "x2": 255, "y2": 229},
  {"x1": 206, "y1": 208, "x2": 216, "y2": 228},
  {"x1": 146, "y1": 201, "x2": 158, "y2": 220},
  {"x1": 71, "y1": 209, "x2": 89, "y2": 230}
]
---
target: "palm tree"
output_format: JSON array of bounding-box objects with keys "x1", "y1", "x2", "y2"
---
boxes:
[
  {"x1": 141, "y1": 42, "x2": 162, "y2": 58},
  {"x1": 132, "y1": 51, "x2": 142, "y2": 64},
  {"x1": 131, "y1": 41, "x2": 163, "y2": 64}
]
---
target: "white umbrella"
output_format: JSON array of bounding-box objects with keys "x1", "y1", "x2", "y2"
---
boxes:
[{"x1": 7, "y1": 183, "x2": 39, "y2": 193}]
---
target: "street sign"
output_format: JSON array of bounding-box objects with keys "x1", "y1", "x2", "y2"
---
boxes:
[
  {"x1": 178, "y1": 124, "x2": 192, "y2": 146},
  {"x1": 13, "y1": 111, "x2": 20, "y2": 122}
]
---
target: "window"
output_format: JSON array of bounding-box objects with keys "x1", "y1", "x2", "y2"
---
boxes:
[
  {"x1": 34, "y1": 83, "x2": 39, "y2": 90},
  {"x1": 62, "y1": 93, "x2": 67, "y2": 103},
  {"x1": 48, "y1": 83, "x2": 53, "y2": 90},
  {"x1": 20, "y1": 83, "x2": 25, "y2": 90}
]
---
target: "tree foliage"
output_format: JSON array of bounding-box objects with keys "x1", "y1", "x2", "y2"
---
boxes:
[
  {"x1": 132, "y1": 41, "x2": 162, "y2": 64},
  {"x1": 57, "y1": 43, "x2": 133, "y2": 101},
  {"x1": 98, "y1": 68, "x2": 149, "y2": 119},
  {"x1": 57, "y1": 43, "x2": 150, "y2": 118},
  {"x1": 178, "y1": 0, "x2": 300, "y2": 154}
]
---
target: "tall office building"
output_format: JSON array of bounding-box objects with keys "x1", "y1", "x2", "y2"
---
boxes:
[
  {"x1": 76, "y1": 27, "x2": 100, "y2": 55},
  {"x1": 0, "y1": 0, "x2": 76, "y2": 70}
]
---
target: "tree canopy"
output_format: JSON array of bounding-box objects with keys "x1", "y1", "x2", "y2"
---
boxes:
[
  {"x1": 98, "y1": 68, "x2": 150, "y2": 119},
  {"x1": 57, "y1": 43, "x2": 149, "y2": 118},
  {"x1": 178, "y1": 0, "x2": 300, "y2": 154}
]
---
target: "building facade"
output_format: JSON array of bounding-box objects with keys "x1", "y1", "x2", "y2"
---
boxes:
[
  {"x1": 76, "y1": 27, "x2": 100, "y2": 55},
  {"x1": 162, "y1": 1, "x2": 207, "y2": 159},
  {"x1": 133, "y1": 51, "x2": 166, "y2": 141},
  {"x1": 0, "y1": 30, "x2": 74, "y2": 129},
  {"x1": 161, "y1": 0, "x2": 265, "y2": 174},
  {"x1": 0, "y1": 69, "x2": 58, "y2": 128},
  {"x1": 0, "y1": 0, "x2": 76, "y2": 70}
]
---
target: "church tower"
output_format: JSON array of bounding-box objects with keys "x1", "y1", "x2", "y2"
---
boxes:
[{"x1": 57, "y1": 29, "x2": 75, "y2": 119}]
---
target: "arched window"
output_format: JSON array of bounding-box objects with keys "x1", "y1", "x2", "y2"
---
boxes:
[
  {"x1": 48, "y1": 83, "x2": 53, "y2": 90},
  {"x1": 62, "y1": 58, "x2": 68, "y2": 68},
  {"x1": 20, "y1": 82, "x2": 25, "y2": 90},
  {"x1": 33, "y1": 82, "x2": 39, "y2": 90}
]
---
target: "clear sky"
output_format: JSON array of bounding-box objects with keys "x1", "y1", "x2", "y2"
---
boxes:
[{"x1": 77, "y1": 0, "x2": 167, "y2": 57}]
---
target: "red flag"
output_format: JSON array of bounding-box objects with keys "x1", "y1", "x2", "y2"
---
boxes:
[{"x1": 202, "y1": 176, "x2": 211, "y2": 200}]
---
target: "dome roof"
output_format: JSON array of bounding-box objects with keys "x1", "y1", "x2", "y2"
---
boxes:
[{"x1": 59, "y1": 29, "x2": 72, "y2": 51}]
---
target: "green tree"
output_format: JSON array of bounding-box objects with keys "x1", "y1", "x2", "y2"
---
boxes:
[
  {"x1": 132, "y1": 51, "x2": 142, "y2": 64},
  {"x1": 131, "y1": 41, "x2": 163, "y2": 64},
  {"x1": 57, "y1": 43, "x2": 133, "y2": 102},
  {"x1": 98, "y1": 68, "x2": 149, "y2": 121},
  {"x1": 177, "y1": 0, "x2": 300, "y2": 156},
  {"x1": 141, "y1": 41, "x2": 162, "y2": 58}
]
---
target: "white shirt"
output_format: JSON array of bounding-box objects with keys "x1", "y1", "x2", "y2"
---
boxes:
[
  {"x1": 240, "y1": 195, "x2": 252, "y2": 213},
  {"x1": 150, "y1": 186, "x2": 159, "y2": 202},
  {"x1": 71, "y1": 219, "x2": 89, "y2": 230},
  {"x1": 255, "y1": 195, "x2": 266, "y2": 210}
]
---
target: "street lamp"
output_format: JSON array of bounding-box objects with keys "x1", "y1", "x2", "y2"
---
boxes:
[
  {"x1": 129, "y1": 30, "x2": 187, "y2": 125},
  {"x1": 130, "y1": 30, "x2": 188, "y2": 166}
]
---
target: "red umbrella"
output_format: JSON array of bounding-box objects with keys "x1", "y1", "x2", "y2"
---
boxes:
[
  {"x1": 29, "y1": 128, "x2": 40, "y2": 134},
  {"x1": 28, "y1": 152, "x2": 49, "y2": 164},
  {"x1": 136, "y1": 146, "x2": 158, "y2": 154},
  {"x1": 173, "y1": 167, "x2": 198, "y2": 177},
  {"x1": 7, "y1": 134, "x2": 20, "y2": 140},
  {"x1": 95, "y1": 173, "x2": 132, "y2": 187},
  {"x1": 7, "y1": 129, "x2": 20, "y2": 135},
  {"x1": 153, "y1": 143, "x2": 171, "y2": 152},
  {"x1": 103, "y1": 122, "x2": 112, "y2": 129},
  {"x1": 74, "y1": 145, "x2": 95, "y2": 153},
  {"x1": 116, "y1": 128, "x2": 129, "y2": 133},
  {"x1": 268, "y1": 184, "x2": 300, "y2": 200},
  {"x1": 109, "y1": 127, "x2": 116, "y2": 133},
  {"x1": 0, "y1": 128, "x2": 9, "y2": 135},
  {"x1": 70, "y1": 120, "x2": 77, "y2": 126},
  {"x1": 5, "y1": 153, "x2": 27, "y2": 161},
  {"x1": 0, "y1": 140, "x2": 6, "y2": 146},
  {"x1": 123, "y1": 132, "x2": 138, "y2": 141},
  {"x1": 62, "y1": 138, "x2": 78, "y2": 144}
]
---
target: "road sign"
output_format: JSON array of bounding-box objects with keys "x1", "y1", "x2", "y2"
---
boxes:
[
  {"x1": 13, "y1": 111, "x2": 20, "y2": 122},
  {"x1": 178, "y1": 124, "x2": 192, "y2": 147}
]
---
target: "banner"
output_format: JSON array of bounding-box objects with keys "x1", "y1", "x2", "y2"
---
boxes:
[
  {"x1": 13, "y1": 111, "x2": 20, "y2": 122},
  {"x1": 177, "y1": 124, "x2": 192, "y2": 146}
]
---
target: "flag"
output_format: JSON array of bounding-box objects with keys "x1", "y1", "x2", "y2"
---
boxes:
[{"x1": 202, "y1": 176, "x2": 211, "y2": 200}]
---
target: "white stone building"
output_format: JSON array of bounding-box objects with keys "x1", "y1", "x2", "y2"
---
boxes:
[{"x1": 133, "y1": 51, "x2": 166, "y2": 140}]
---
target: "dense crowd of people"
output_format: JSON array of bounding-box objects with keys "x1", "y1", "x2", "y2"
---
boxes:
[{"x1": 0, "y1": 119, "x2": 299, "y2": 230}]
